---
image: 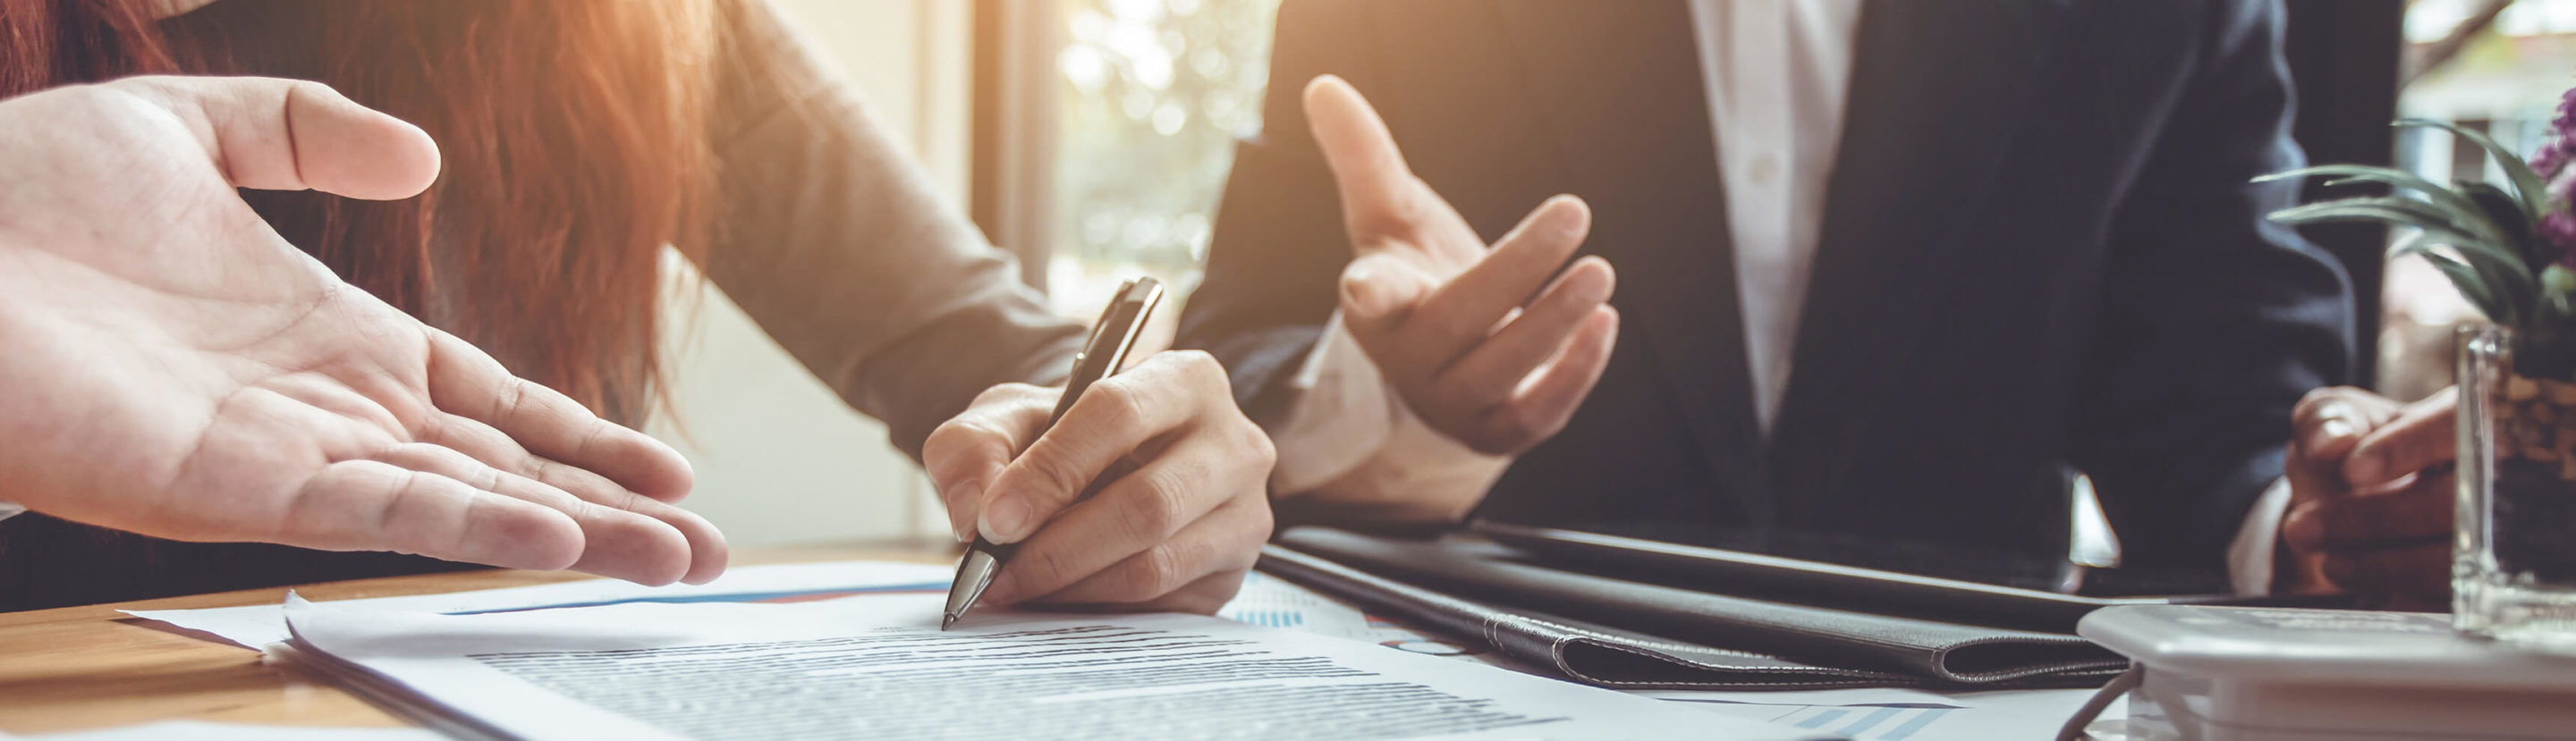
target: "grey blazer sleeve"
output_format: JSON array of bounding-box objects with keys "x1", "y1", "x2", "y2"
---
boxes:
[{"x1": 698, "y1": 0, "x2": 1084, "y2": 459}]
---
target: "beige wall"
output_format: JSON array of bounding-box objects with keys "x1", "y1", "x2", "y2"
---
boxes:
[{"x1": 644, "y1": 0, "x2": 975, "y2": 548}]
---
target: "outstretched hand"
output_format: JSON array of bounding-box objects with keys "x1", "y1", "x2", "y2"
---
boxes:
[
  {"x1": 0, "y1": 77, "x2": 725, "y2": 585},
  {"x1": 1304, "y1": 75, "x2": 1618, "y2": 458}
]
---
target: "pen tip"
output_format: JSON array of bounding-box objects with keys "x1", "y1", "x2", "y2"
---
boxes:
[{"x1": 940, "y1": 614, "x2": 957, "y2": 631}]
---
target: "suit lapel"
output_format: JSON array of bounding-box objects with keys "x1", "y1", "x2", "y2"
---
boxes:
[
  {"x1": 1767, "y1": 0, "x2": 2071, "y2": 518},
  {"x1": 1497, "y1": 0, "x2": 1775, "y2": 525}
]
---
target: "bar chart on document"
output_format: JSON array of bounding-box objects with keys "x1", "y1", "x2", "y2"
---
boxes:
[
  {"x1": 1702, "y1": 703, "x2": 1957, "y2": 740},
  {"x1": 1219, "y1": 573, "x2": 1485, "y2": 659},
  {"x1": 1634, "y1": 687, "x2": 2106, "y2": 741}
]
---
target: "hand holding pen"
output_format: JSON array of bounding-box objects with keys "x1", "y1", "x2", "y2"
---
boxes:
[{"x1": 926, "y1": 279, "x2": 1276, "y2": 625}]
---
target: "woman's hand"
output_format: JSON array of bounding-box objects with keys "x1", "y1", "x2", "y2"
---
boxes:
[
  {"x1": 0, "y1": 77, "x2": 725, "y2": 585},
  {"x1": 923, "y1": 351, "x2": 1276, "y2": 614}
]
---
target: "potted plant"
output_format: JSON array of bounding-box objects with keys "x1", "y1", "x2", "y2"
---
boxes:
[{"x1": 2266, "y1": 105, "x2": 2576, "y2": 648}]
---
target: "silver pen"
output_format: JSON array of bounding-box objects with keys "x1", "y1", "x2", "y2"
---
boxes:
[{"x1": 943, "y1": 277, "x2": 1165, "y2": 629}]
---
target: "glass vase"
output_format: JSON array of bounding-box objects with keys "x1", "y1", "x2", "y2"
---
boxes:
[{"x1": 2454, "y1": 324, "x2": 2576, "y2": 651}]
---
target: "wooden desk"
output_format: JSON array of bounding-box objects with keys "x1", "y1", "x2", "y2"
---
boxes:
[{"x1": 0, "y1": 543, "x2": 952, "y2": 735}]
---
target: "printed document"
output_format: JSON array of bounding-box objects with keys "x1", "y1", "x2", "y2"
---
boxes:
[
  {"x1": 126, "y1": 560, "x2": 953, "y2": 649},
  {"x1": 277, "y1": 593, "x2": 1801, "y2": 740}
]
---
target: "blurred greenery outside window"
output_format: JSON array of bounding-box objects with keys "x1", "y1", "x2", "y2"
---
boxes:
[
  {"x1": 2388, "y1": 0, "x2": 2576, "y2": 400},
  {"x1": 1044, "y1": 0, "x2": 1284, "y2": 325}
]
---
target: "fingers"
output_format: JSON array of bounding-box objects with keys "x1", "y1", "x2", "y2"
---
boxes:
[
  {"x1": 986, "y1": 493, "x2": 1268, "y2": 612},
  {"x1": 2292, "y1": 387, "x2": 2397, "y2": 473},
  {"x1": 2284, "y1": 473, "x2": 2453, "y2": 552},
  {"x1": 979, "y1": 432, "x2": 1268, "y2": 603},
  {"x1": 1431, "y1": 254, "x2": 1614, "y2": 406},
  {"x1": 111, "y1": 76, "x2": 440, "y2": 200},
  {"x1": 976, "y1": 352, "x2": 1234, "y2": 544},
  {"x1": 369, "y1": 442, "x2": 700, "y2": 585},
  {"x1": 423, "y1": 328, "x2": 694, "y2": 502},
  {"x1": 1338, "y1": 251, "x2": 1445, "y2": 329},
  {"x1": 1474, "y1": 307, "x2": 1619, "y2": 455},
  {"x1": 2284, "y1": 467, "x2": 2451, "y2": 607},
  {"x1": 1341, "y1": 193, "x2": 1602, "y2": 414},
  {"x1": 922, "y1": 383, "x2": 1055, "y2": 542},
  {"x1": 419, "y1": 413, "x2": 729, "y2": 584},
  {"x1": 2343, "y1": 387, "x2": 2459, "y2": 487},
  {"x1": 1411, "y1": 198, "x2": 1595, "y2": 358},
  {"x1": 1304, "y1": 75, "x2": 1423, "y2": 240},
  {"x1": 2320, "y1": 542, "x2": 2451, "y2": 609},
  {"x1": 419, "y1": 412, "x2": 646, "y2": 508},
  {"x1": 278, "y1": 459, "x2": 582, "y2": 571}
]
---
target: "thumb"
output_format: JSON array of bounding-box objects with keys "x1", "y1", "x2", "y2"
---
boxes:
[
  {"x1": 1338, "y1": 252, "x2": 1437, "y2": 328},
  {"x1": 116, "y1": 76, "x2": 441, "y2": 200},
  {"x1": 922, "y1": 386, "x2": 1054, "y2": 542},
  {"x1": 1304, "y1": 75, "x2": 1420, "y2": 241},
  {"x1": 2296, "y1": 403, "x2": 2367, "y2": 477},
  {"x1": 2343, "y1": 388, "x2": 2458, "y2": 488}
]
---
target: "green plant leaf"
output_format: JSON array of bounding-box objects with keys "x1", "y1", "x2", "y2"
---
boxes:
[
  {"x1": 2255, "y1": 164, "x2": 2488, "y2": 223},
  {"x1": 2271, "y1": 199, "x2": 2461, "y2": 233},
  {"x1": 2546, "y1": 265, "x2": 2576, "y2": 325},
  {"x1": 2271, "y1": 199, "x2": 2528, "y2": 285},
  {"x1": 2381, "y1": 215, "x2": 2533, "y2": 309},
  {"x1": 2411, "y1": 245, "x2": 2510, "y2": 324},
  {"x1": 2460, "y1": 181, "x2": 2548, "y2": 272},
  {"x1": 2397, "y1": 119, "x2": 2551, "y2": 221},
  {"x1": 2294, "y1": 194, "x2": 2508, "y2": 248}
]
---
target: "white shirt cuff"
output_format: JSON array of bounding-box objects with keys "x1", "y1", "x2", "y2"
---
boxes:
[
  {"x1": 2226, "y1": 477, "x2": 2294, "y2": 596},
  {"x1": 1268, "y1": 311, "x2": 1395, "y2": 493},
  {"x1": 0, "y1": 501, "x2": 24, "y2": 524},
  {"x1": 1266, "y1": 311, "x2": 1511, "y2": 517}
]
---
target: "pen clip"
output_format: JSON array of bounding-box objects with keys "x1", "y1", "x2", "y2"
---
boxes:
[
  {"x1": 1093, "y1": 279, "x2": 1165, "y2": 375},
  {"x1": 1045, "y1": 277, "x2": 1165, "y2": 425}
]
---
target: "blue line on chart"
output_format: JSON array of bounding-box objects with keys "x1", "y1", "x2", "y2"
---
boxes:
[{"x1": 445, "y1": 582, "x2": 953, "y2": 614}]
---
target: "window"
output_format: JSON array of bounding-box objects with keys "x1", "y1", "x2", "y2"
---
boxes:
[
  {"x1": 1049, "y1": 0, "x2": 1284, "y2": 318},
  {"x1": 973, "y1": 0, "x2": 1284, "y2": 328}
]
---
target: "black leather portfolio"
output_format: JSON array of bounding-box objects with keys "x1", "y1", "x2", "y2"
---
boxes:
[{"x1": 1261, "y1": 527, "x2": 2130, "y2": 690}]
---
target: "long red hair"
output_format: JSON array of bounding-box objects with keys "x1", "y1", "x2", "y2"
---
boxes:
[{"x1": 0, "y1": 0, "x2": 715, "y2": 423}]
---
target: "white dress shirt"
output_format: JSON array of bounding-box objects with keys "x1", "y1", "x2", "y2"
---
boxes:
[{"x1": 1264, "y1": 0, "x2": 2292, "y2": 594}]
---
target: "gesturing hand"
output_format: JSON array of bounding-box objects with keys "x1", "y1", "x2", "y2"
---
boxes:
[
  {"x1": 924, "y1": 351, "x2": 1275, "y2": 614},
  {"x1": 0, "y1": 77, "x2": 725, "y2": 585},
  {"x1": 1304, "y1": 75, "x2": 1619, "y2": 456},
  {"x1": 2283, "y1": 386, "x2": 2454, "y2": 608}
]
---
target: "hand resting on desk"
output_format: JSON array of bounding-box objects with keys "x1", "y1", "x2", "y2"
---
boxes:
[
  {"x1": 2284, "y1": 386, "x2": 2455, "y2": 608},
  {"x1": 0, "y1": 77, "x2": 726, "y2": 586}
]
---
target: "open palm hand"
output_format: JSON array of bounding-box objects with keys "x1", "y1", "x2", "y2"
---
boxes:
[
  {"x1": 0, "y1": 77, "x2": 724, "y2": 585},
  {"x1": 1303, "y1": 76, "x2": 1619, "y2": 456}
]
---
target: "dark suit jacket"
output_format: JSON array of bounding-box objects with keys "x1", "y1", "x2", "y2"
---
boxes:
[{"x1": 1177, "y1": 0, "x2": 2354, "y2": 578}]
